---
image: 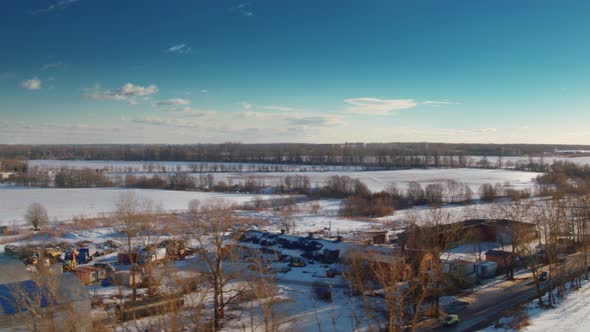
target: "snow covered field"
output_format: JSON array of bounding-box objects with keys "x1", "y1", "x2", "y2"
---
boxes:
[
  {"x1": 214, "y1": 168, "x2": 541, "y2": 194},
  {"x1": 241, "y1": 199, "x2": 376, "y2": 236},
  {"x1": 0, "y1": 187, "x2": 283, "y2": 225},
  {"x1": 483, "y1": 155, "x2": 590, "y2": 167}
]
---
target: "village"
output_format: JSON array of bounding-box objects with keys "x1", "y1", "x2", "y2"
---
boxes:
[{"x1": 1, "y1": 194, "x2": 578, "y2": 332}]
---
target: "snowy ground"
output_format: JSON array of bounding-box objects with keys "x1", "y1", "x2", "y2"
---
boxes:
[
  {"x1": 483, "y1": 156, "x2": 590, "y2": 167},
  {"x1": 480, "y1": 279, "x2": 590, "y2": 332},
  {"x1": 212, "y1": 168, "x2": 541, "y2": 194},
  {"x1": 240, "y1": 199, "x2": 377, "y2": 236},
  {"x1": 0, "y1": 187, "x2": 286, "y2": 226},
  {"x1": 26, "y1": 160, "x2": 542, "y2": 194}
]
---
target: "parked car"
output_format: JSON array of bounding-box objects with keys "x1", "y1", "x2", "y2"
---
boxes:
[
  {"x1": 443, "y1": 314, "x2": 460, "y2": 326},
  {"x1": 539, "y1": 271, "x2": 548, "y2": 281}
]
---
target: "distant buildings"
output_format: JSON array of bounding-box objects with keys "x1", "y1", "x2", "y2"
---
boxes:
[{"x1": 0, "y1": 254, "x2": 92, "y2": 332}]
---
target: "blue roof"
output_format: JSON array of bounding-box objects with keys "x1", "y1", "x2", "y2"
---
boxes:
[{"x1": 0, "y1": 279, "x2": 54, "y2": 315}]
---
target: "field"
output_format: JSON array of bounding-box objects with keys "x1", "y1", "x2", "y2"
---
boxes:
[
  {"x1": 212, "y1": 168, "x2": 541, "y2": 193},
  {"x1": 26, "y1": 160, "x2": 543, "y2": 194},
  {"x1": 0, "y1": 187, "x2": 284, "y2": 225}
]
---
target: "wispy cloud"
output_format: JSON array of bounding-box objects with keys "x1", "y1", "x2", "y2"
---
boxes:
[
  {"x1": 21, "y1": 77, "x2": 42, "y2": 90},
  {"x1": 344, "y1": 98, "x2": 417, "y2": 115},
  {"x1": 231, "y1": 3, "x2": 254, "y2": 17},
  {"x1": 132, "y1": 116, "x2": 202, "y2": 128},
  {"x1": 263, "y1": 105, "x2": 295, "y2": 112},
  {"x1": 200, "y1": 89, "x2": 208, "y2": 93},
  {"x1": 154, "y1": 98, "x2": 190, "y2": 107},
  {"x1": 166, "y1": 44, "x2": 191, "y2": 54},
  {"x1": 285, "y1": 115, "x2": 344, "y2": 128},
  {"x1": 240, "y1": 111, "x2": 344, "y2": 128},
  {"x1": 41, "y1": 61, "x2": 65, "y2": 70},
  {"x1": 32, "y1": 0, "x2": 80, "y2": 14},
  {"x1": 344, "y1": 97, "x2": 459, "y2": 115},
  {"x1": 422, "y1": 100, "x2": 460, "y2": 106},
  {"x1": 84, "y1": 83, "x2": 158, "y2": 104},
  {"x1": 166, "y1": 107, "x2": 217, "y2": 117}
]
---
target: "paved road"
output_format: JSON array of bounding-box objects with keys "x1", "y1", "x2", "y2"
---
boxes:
[{"x1": 420, "y1": 250, "x2": 590, "y2": 331}]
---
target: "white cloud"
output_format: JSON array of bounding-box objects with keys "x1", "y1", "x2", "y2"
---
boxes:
[
  {"x1": 167, "y1": 44, "x2": 191, "y2": 54},
  {"x1": 263, "y1": 105, "x2": 294, "y2": 112},
  {"x1": 21, "y1": 77, "x2": 42, "y2": 90},
  {"x1": 155, "y1": 98, "x2": 190, "y2": 107},
  {"x1": 344, "y1": 98, "x2": 418, "y2": 115},
  {"x1": 85, "y1": 83, "x2": 158, "y2": 104},
  {"x1": 200, "y1": 89, "x2": 208, "y2": 93}
]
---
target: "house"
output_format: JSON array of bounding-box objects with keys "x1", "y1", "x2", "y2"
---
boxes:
[
  {"x1": 71, "y1": 266, "x2": 99, "y2": 285},
  {"x1": 485, "y1": 249, "x2": 517, "y2": 268},
  {"x1": 359, "y1": 230, "x2": 390, "y2": 245},
  {"x1": 0, "y1": 254, "x2": 91, "y2": 332}
]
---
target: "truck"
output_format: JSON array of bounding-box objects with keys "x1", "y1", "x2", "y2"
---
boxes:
[{"x1": 77, "y1": 245, "x2": 97, "y2": 264}]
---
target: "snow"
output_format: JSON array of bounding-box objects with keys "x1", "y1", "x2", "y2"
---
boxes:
[
  {"x1": 211, "y1": 168, "x2": 541, "y2": 194},
  {"x1": 480, "y1": 277, "x2": 590, "y2": 332},
  {"x1": 0, "y1": 187, "x2": 286, "y2": 225},
  {"x1": 482, "y1": 156, "x2": 590, "y2": 167},
  {"x1": 239, "y1": 199, "x2": 377, "y2": 236},
  {"x1": 26, "y1": 160, "x2": 541, "y2": 194}
]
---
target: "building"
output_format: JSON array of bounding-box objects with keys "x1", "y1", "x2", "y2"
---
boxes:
[
  {"x1": 485, "y1": 249, "x2": 517, "y2": 268},
  {"x1": 0, "y1": 254, "x2": 91, "y2": 332},
  {"x1": 442, "y1": 259, "x2": 477, "y2": 287},
  {"x1": 359, "y1": 230, "x2": 390, "y2": 245},
  {"x1": 399, "y1": 219, "x2": 538, "y2": 251}
]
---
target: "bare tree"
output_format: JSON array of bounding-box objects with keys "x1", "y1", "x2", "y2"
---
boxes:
[
  {"x1": 113, "y1": 191, "x2": 160, "y2": 302},
  {"x1": 186, "y1": 201, "x2": 254, "y2": 330},
  {"x1": 25, "y1": 202, "x2": 48, "y2": 231}
]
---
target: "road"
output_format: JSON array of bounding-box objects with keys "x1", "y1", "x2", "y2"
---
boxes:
[{"x1": 419, "y1": 250, "x2": 590, "y2": 331}]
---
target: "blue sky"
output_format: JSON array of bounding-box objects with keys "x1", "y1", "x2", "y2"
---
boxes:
[{"x1": 1, "y1": 0, "x2": 590, "y2": 144}]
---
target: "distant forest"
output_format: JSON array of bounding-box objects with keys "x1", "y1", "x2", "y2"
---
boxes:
[{"x1": 1, "y1": 143, "x2": 589, "y2": 166}]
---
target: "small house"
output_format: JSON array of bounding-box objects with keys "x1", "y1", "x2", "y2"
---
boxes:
[{"x1": 71, "y1": 267, "x2": 99, "y2": 285}]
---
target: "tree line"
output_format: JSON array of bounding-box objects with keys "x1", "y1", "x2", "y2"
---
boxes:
[{"x1": 1, "y1": 143, "x2": 587, "y2": 167}]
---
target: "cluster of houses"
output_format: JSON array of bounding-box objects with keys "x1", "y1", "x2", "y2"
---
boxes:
[{"x1": 0, "y1": 217, "x2": 563, "y2": 330}]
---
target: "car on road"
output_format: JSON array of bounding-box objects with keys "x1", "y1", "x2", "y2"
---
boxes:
[
  {"x1": 539, "y1": 271, "x2": 548, "y2": 281},
  {"x1": 443, "y1": 314, "x2": 460, "y2": 326}
]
